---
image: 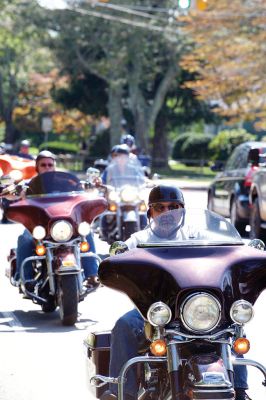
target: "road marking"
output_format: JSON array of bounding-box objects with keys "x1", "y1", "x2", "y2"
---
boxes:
[{"x1": 1, "y1": 311, "x2": 25, "y2": 331}]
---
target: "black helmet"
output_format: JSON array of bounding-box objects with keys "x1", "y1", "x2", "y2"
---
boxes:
[
  {"x1": 148, "y1": 185, "x2": 185, "y2": 206},
  {"x1": 36, "y1": 150, "x2": 56, "y2": 163},
  {"x1": 111, "y1": 144, "x2": 130, "y2": 155}
]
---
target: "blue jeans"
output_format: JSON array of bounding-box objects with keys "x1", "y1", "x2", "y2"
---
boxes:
[
  {"x1": 109, "y1": 309, "x2": 248, "y2": 397},
  {"x1": 15, "y1": 229, "x2": 98, "y2": 281}
]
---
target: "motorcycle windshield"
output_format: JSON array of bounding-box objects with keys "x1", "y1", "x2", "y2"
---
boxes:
[
  {"x1": 106, "y1": 155, "x2": 146, "y2": 187},
  {"x1": 137, "y1": 208, "x2": 243, "y2": 246},
  {"x1": 26, "y1": 171, "x2": 83, "y2": 197}
]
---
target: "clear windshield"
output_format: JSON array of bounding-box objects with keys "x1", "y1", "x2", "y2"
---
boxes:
[
  {"x1": 106, "y1": 155, "x2": 145, "y2": 188},
  {"x1": 26, "y1": 171, "x2": 83, "y2": 197},
  {"x1": 137, "y1": 208, "x2": 243, "y2": 247}
]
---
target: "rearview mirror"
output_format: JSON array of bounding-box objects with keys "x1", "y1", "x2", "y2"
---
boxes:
[
  {"x1": 109, "y1": 241, "x2": 129, "y2": 256},
  {"x1": 248, "y1": 239, "x2": 265, "y2": 251}
]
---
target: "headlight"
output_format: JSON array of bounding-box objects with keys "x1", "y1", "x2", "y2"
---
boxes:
[
  {"x1": 78, "y1": 221, "x2": 91, "y2": 236},
  {"x1": 230, "y1": 300, "x2": 254, "y2": 325},
  {"x1": 32, "y1": 225, "x2": 46, "y2": 240},
  {"x1": 147, "y1": 302, "x2": 172, "y2": 327},
  {"x1": 9, "y1": 170, "x2": 23, "y2": 182},
  {"x1": 181, "y1": 293, "x2": 221, "y2": 332},
  {"x1": 108, "y1": 190, "x2": 119, "y2": 202},
  {"x1": 120, "y1": 187, "x2": 138, "y2": 202},
  {"x1": 51, "y1": 220, "x2": 73, "y2": 242}
]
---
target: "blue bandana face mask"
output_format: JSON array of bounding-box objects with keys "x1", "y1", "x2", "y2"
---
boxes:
[{"x1": 150, "y1": 209, "x2": 186, "y2": 239}]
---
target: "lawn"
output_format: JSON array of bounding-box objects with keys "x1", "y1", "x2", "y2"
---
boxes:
[{"x1": 156, "y1": 160, "x2": 217, "y2": 182}]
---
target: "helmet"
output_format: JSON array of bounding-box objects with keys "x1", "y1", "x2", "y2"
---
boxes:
[
  {"x1": 20, "y1": 139, "x2": 30, "y2": 147},
  {"x1": 121, "y1": 134, "x2": 135, "y2": 148},
  {"x1": 111, "y1": 144, "x2": 130, "y2": 155},
  {"x1": 36, "y1": 150, "x2": 56, "y2": 163},
  {"x1": 147, "y1": 185, "x2": 185, "y2": 219},
  {"x1": 148, "y1": 185, "x2": 185, "y2": 206}
]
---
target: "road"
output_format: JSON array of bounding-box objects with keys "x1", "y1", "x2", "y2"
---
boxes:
[{"x1": 0, "y1": 188, "x2": 265, "y2": 400}]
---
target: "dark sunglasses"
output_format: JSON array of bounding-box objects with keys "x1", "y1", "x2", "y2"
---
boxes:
[
  {"x1": 151, "y1": 203, "x2": 183, "y2": 213},
  {"x1": 39, "y1": 163, "x2": 54, "y2": 167}
]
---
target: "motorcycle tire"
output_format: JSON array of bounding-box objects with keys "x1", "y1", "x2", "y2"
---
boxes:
[
  {"x1": 122, "y1": 221, "x2": 138, "y2": 241},
  {"x1": 58, "y1": 275, "x2": 79, "y2": 326}
]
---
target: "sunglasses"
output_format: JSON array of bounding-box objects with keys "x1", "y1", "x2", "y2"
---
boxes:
[
  {"x1": 39, "y1": 163, "x2": 54, "y2": 167},
  {"x1": 151, "y1": 203, "x2": 183, "y2": 213}
]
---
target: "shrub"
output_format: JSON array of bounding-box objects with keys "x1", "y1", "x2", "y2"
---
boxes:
[
  {"x1": 172, "y1": 132, "x2": 213, "y2": 165},
  {"x1": 39, "y1": 141, "x2": 79, "y2": 154},
  {"x1": 208, "y1": 129, "x2": 256, "y2": 161}
]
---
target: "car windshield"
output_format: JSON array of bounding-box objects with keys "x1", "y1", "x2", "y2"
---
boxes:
[
  {"x1": 137, "y1": 208, "x2": 243, "y2": 247},
  {"x1": 106, "y1": 155, "x2": 145, "y2": 188},
  {"x1": 26, "y1": 171, "x2": 83, "y2": 197}
]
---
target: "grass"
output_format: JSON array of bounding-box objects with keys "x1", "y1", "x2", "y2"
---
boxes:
[{"x1": 155, "y1": 160, "x2": 216, "y2": 182}]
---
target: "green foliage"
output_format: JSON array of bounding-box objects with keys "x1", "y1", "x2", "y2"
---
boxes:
[
  {"x1": 39, "y1": 141, "x2": 79, "y2": 154},
  {"x1": 208, "y1": 129, "x2": 256, "y2": 161},
  {"x1": 172, "y1": 132, "x2": 213, "y2": 163}
]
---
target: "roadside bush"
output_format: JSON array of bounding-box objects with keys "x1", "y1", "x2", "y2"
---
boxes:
[
  {"x1": 208, "y1": 129, "x2": 256, "y2": 161},
  {"x1": 39, "y1": 141, "x2": 79, "y2": 154},
  {"x1": 172, "y1": 132, "x2": 213, "y2": 165}
]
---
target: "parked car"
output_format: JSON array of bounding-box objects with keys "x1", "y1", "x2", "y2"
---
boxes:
[
  {"x1": 207, "y1": 141, "x2": 266, "y2": 235},
  {"x1": 249, "y1": 156, "x2": 266, "y2": 240}
]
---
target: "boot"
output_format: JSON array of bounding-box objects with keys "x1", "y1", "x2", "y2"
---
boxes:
[{"x1": 235, "y1": 389, "x2": 252, "y2": 400}]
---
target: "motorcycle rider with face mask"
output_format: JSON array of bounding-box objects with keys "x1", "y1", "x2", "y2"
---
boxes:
[{"x1": 100, "y1": 185, "x2": 250, "y2": 400}]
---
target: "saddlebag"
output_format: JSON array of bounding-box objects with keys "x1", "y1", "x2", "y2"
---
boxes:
[{"x1": 84, "y1": 331, "x2": 111, "y2": 398}]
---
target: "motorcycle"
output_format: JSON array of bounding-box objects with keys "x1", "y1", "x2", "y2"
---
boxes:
[
  {"x1": 97, "y1": 156, "x2": 149, "y2": 244},
  {"x1": 1, "y1": 170, "x2": 107, "y2": 326},
  {"x1": 0, "y1": 154, "x2": 36, "y2": 222},
  {"x1": 85, "y1": 208, "x2": 266, "y2": 399}
]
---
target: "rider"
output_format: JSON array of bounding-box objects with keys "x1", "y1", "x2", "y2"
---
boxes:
[
  {"x1": 100, "y1": 184, "x2": 250, "y2": 400},
  {"x1": 15, "y1": 150, "x2": 99, "y2": 290},
  {"x1": 16, "y1": 139, "x2": 34, "y2": 160}
]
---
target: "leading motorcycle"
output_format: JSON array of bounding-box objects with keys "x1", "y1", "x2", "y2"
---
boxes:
[
  {"x1": 1, "y1": 170, "x2": 107, "y2": 326},
  {"x1": 85, "y1": 208, "x2": 266, "y2": 399}
]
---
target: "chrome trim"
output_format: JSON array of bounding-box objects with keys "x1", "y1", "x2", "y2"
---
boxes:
[{"x1": 232, "y1": 358, "x2": 266, "y2": 386}]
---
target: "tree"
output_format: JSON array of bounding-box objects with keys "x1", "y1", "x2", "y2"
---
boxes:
[{"x1": 180, "y1": 0, "x2": 266, "y2": 129}]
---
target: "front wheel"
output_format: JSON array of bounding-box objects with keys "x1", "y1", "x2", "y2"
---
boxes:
[
  {"x1": 57, "y1": 275, "x2": 79, "y2": 326},
  {"x1": 230, "y1": 199, "x2": 246, "y2": 236},
  {"x1": 250, "y1": 198, "x2": 266, "y2": 241}
]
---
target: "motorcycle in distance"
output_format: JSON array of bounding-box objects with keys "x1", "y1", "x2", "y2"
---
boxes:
[
  {"x1": 0, "y1": 153, "x2": 36, "y2": 223},
  {"x1": 92, "y1": 156, "x2": 150, "y2": 244},
  {"x1": 1, "y1": 170, "x2": 107, "y2": 326},
  {"x1": 85, "y1": 208, "x2": 266, "y2": 399}
]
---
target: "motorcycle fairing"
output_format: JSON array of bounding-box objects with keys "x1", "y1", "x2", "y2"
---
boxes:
[
  {"x1": 7, "y1": 195, "x2": 107, "y2": 233},
  {"x1": 99, "y1": 244, "x2": 266, "y2": 319}
]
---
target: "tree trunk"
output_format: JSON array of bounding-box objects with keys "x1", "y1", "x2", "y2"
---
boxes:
[
  {"x1": 108, "y1": 81, "x2": 124, "y2": 148},
  {"x1": 151, "y1": 112, "x2": 169, "y2": 169}
]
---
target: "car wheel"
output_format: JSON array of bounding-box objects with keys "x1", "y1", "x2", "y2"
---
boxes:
[
  {"x1": 230, "y1": 200, "x2": 246, "y2": 236},
  {"x1": 250, "y1": 198, "x2": 266, "y2": 241}
]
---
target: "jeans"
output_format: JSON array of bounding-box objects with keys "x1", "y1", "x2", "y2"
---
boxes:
[
  {"x1": 15, "y1": 229, "x2": 98, "y2": 282},
  {"x1": 109, "y1": 309, "x2": 248, "y2": 397}
]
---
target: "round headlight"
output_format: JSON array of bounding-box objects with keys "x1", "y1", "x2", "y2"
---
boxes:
[
  {"x1": 32, "y1": 225, "x2": 46, "y2": 240},
  {"x1": 147, "y1": 302, "x2": 172, "y2": 327},
  {"x1": 9, "y1": 169, "x2": 23, "y2": 182},
  {"x1": 51, "y1": 220, "x2": 73, "y2": 242},
  {"x1": 108, "y1": 191, "x2": 119, "y2": 202},
  {"x1": 230, "y1": 300, "x2": 254, "y2": 325},
  {"x1": 78, "y1": 221, "x2": 91, "y2": 236},
  {"x1": 181, "y1": 293, "x2": 221, "y2": 332},
  {"x1": 121, "y1": 187, "x2": 138, "y2": 202}
]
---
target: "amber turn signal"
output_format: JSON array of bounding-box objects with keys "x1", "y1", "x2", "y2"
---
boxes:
[
  {"x1": 109, "y1": 204, "x2": 117, "y2": 212},
  {"x1": 150, "y1": 339, "x2": 167, "y2": 356},
  {"x1": 80, "y1": 241, "x2": 90, "y2": 252},
  {"x1": 36, "y1": 244, "x2": 46, "y2": 256},
  {"x1": 233, "y1": 338, "x2": 250, "y2": 354}
]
